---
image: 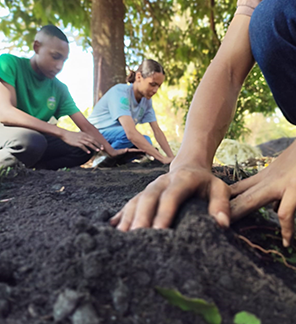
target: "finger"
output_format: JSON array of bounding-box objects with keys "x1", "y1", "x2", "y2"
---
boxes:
[
  {"x1": 152, "y1": 179, "x2": 199, "y2": 229},
  {"x1": 84, "y1": 143, "x2": 101, "y2": 152},
  {"x1": 78, "y1": 138, "x2": 101, "y2": 152},
  {"x1": 230, "y1": 182, "x2": 276, "y2": 221},
  {"x1": 77, "y1": 143, "x2": 91, "y2": 154},
  {"x1": 230, "y1": 173, "x2": 261, "y2": 197},
  {"x1": 117, "y1": 194, "x2": 141, "y2": 232},
  {"x1": 208, "y1": 179, "x2": 231, "y2": 228},
  {"x1": 131, "y1": 175, "x2": 169, "y2": 230},
  {"x1": 110, "y1": 211, "x2": 122, "y2": 227},
  {"x1": 277, "y1": 188, "x2": 296, "y2": 247}
]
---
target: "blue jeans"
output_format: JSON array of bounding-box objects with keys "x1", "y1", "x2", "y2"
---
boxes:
[
  {"x1": 249, "y1": 0, "x2": 296, "y2": 124},
  {"x1": 100, "y1": 125, "x2": 152, "y2": 149}
]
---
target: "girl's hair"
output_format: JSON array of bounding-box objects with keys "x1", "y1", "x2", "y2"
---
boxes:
[{"x1": 126, "y1": 59, "x2": 165, "y2": 83}]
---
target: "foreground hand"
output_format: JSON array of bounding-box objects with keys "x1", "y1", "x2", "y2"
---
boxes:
[
  {"x1": 230, "y1": 143, "x2": 296, "y2": 247},
  {"x1": 61, "y1": 130, "x2": 103, "y2": 154},
  {"x1": 110, "y1": 165, "x2": 231, "y2": 231}
]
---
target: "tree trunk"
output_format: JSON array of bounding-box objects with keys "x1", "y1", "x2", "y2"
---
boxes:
[
  {"x1": 209, "y1": 0, "x2": 220, "y2": 49},
  {"x1": 91, "y1": 0, "x2": 126, "y2": 105}
]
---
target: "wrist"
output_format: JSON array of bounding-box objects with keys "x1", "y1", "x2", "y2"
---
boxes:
[{"x1": 170, "y1": 152, "x2": 212, "y2": 172}]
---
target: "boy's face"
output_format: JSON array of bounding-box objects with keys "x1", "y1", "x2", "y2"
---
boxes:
[{"x1": 34, "y1": 36, "x2": 69, "y2": 79}]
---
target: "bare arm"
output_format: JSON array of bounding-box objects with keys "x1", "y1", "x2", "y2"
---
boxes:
[
  {"x1": 173, "y1": 15, "x2": 254, "y2": 171},
  {"x1": 112, "y1": 14, "x2": 255, "y2": 231},
  {"x1": 149, "y1": 121, "x2": 174, "y2": 158},
  {"x1": 70, "y1": 112, "x2": 119, "y2": 156},
  {"x1": 0, "y1": 81, "x2": 102, "y2": 153},
  {"x1": 118, "y1": 115, "x2": 172, "y2": 164},
  {"x1": 0, "y1": 81, "x2": 65, "y2": 137}
]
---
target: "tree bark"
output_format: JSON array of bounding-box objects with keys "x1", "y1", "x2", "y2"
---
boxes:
[
  {"x1": 91, "y1": 0, "x2": 126, "y2": 105},
  {"x1": 209, "y1": 0, "x2": 220, "y2": 49}
]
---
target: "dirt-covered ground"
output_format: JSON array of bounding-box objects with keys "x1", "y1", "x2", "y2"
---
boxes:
[{"x1": 1, "y1": 156, "x2": 296, "y2": 324}]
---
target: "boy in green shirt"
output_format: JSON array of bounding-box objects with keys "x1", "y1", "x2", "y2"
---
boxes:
[{"x1": 0, "y1": 25, "x2": 138, "y2": 170}]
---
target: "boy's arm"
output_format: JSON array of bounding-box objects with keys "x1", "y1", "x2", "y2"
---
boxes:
[
  {"x1": 118, "y1": 115, "x2": 172, "y2": 164},
  {"x1": 111, "y1": 15, "x2": 255, "y2": 231},
  {"x1": 0, "y1": 81, "x2": 101, "y2": 154},
  {"x1": 70, "y1": 112, "x2": 138, "y2": 157},
  {"x1": 149, "y1": 121, "x2": 174, "y2": 158}
]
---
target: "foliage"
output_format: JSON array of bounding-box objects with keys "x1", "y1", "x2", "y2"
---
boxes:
[
  {"x1": 0, "y1": 166, "x2": 12, "y2": 179},
  {"x1": 0, "y1": 0, "x2": 278, "y2": 139},
  {"x1": 156, "y1": 287, "x2": 222, "y2": 324},
  {"x1": 156, "y1": 287, "x2": 262, "y2": 324},
  {"x1": 0, "y1": 0, "x2": 92, "y2": 49},
  {"x1": 234, "y1": 311, "x2": 261, "y2": 324},
  {"x1": 244, "y1": 109, "x2": 296, "y2": 146}
]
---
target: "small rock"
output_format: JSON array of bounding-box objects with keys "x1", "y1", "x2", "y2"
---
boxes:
[
  {"x1": 71, "y1": 303, "x2": 100, "y2": 324},
  {"x1": 51, "y1": 184, "x2": 63, "y2": 191},
  {"x1": 0, "y1": 283, "x2": 11, "y2": 300},
  {"x1": 28, "y1": 304, "x2": 38, "y2": 318},
  {"x1": 0, "y1": 260, "x2": 13, "y2": 283},
  {"x1": 134, "y1": 270, "x2": 151, "y2": 286},
  {"x1": 53, "y1": 289, "x2": 83, "y2": 322},
  {"x1": 0, "y1": 299, "x2": 10, "y2": 318},
  {"x1": 218, "y1": 274, "x2": 234, "y2": 290},
  {"x1": 112, "y1": 280, "x2": 129, "y2": 315}
]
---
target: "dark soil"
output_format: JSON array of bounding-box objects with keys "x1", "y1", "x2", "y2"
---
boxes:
[
  {"x1": 257, "y1": 137, "x2": 296, "y2": 157},
  {"x1": 1, "y1": 161, "x2": 296, "y2": 324}
]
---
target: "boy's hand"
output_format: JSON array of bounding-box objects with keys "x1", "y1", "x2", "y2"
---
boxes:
[
  {"x1": 110, "y1": 164, "x2": 231, "y2": 231},
  {"x1": 231, "y1": 141, "x2": 296, "y2": 247},
  {"x1": 61, "y1": 129, "x2": 103, "y2": 154}
]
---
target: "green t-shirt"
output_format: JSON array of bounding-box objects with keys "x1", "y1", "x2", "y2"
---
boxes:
[{"x1": 0, "y1": 53, "x2": 80, "y2": 121}]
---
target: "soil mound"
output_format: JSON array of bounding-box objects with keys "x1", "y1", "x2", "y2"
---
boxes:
[{"x1": 0, "y1": 162, "x2": 296, "y2": 324}]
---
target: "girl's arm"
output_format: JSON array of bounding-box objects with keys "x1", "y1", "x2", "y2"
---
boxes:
[
  {"x1": 149, "y1": 121, "x2": 174, "y2": 158},
  {"x1": 119, "y1": 115, "x2": 173, "y2": 164}
]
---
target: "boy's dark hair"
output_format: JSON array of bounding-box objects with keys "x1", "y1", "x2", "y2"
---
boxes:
[
  {"x1": 126, "y1": 59, "x2": 165, "y2": 83},
  {"x1": 39, "y1": 25, "x2": 69, "y2": 43}
]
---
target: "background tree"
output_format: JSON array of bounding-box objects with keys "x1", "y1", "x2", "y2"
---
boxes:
[{"x1": 0, "y1": 0, "x2": 277, "y2": 139}]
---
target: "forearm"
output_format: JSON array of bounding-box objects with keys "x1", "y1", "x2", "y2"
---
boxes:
[
  {"x1": 154, "y1": 131, "x2": 174, "y2": 157},
  {"x1": 171, "y1": 15, "x2": 254, "y2": 171},
  {"x1": 79, "y1": 122, "x2": 117, "y2": 156},
  {"x1": 128, "y1": 130, "x2": 166, "y2": 162},
  {"x1": 0, "y1": 104, "x2": 64, "y2": 138}
]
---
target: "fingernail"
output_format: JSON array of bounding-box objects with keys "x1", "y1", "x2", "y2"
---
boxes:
[
  {"x1": 216, "y1": 211, "x2": 229, "y2": 227},
  {"x1": 283, "y1": 238, "x2": 289, "y2": 247}
]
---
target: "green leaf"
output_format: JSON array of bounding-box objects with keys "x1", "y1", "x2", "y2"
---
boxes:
[
  {"x1": 234, "y1": 311, "x2": 261, "y2": 324},
  {"x1": 156, "y1": 287, "x2": 222, "y2": 324}
]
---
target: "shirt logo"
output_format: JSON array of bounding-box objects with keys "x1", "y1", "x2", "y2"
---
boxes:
[
  {"x1": 120, "y1": 97, "x2": 130, "y2": 110},
  {"x1": 138, "y1": 107, "x2": 144, "y2": 119},
  {"x1": 47, "y1": 97, "x2": 56, "y2": 110}
]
